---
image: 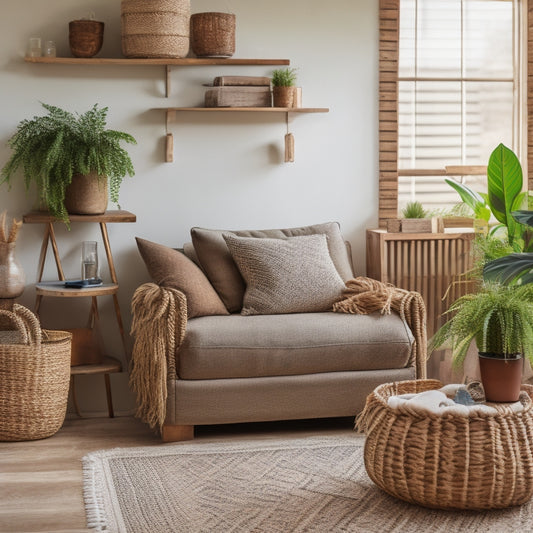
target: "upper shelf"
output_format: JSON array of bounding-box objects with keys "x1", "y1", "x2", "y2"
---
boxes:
[{"x1": 24, "y1": 57, "x2": 290, "y2": 66}]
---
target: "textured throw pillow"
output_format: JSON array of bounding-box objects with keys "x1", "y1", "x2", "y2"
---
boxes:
[
  {"x1": 191, "y1": 222, "x2": 353, "y2": 313},
  {"x1": 135, "y1": 237, "x2": 229, "y2": 318},
  {"x1": 223, "y1": 233, "x2": 346, "y2": 315}
]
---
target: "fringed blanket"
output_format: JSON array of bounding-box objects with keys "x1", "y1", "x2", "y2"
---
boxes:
[
  {"x1": 332, "y1": 277, "x2": 427, "y2": 381},
  {"x1": 130, "y1": 277, "x2": 427, "y2": 432}
]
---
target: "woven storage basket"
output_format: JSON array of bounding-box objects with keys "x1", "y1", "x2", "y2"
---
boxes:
[
  {"x1": 0, "y1": 305, "x2": 72, "y2": 441},
  {"x1": 121, "y1": 0, "x2": 190, "y2": 58},
  {"x1": 357, "y1": 379, "x2": 533, "y2": 510},
  {"x1": 191, "y1": 12, "x2": 235, "y2": 58}
]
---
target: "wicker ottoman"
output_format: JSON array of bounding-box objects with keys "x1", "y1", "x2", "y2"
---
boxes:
[{"x1": 357, "y1": 379, "x2": 533, "y2": 510}]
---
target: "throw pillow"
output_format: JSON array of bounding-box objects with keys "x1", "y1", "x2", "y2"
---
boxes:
[
  {"x1": 135, "y1": 237, "x2": 229, "y2": 318},
  {"x1": 191, "y1": 222, "x2": 353, "y2": 313},
  {"x1": 223, "y1": 233, "x2": 346, "y2": 315}
]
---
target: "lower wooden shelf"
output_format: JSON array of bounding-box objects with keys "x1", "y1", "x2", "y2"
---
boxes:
[
  {"x1": 36, "y1": 281, "x2": 118, "y2": 298},
  {"x1": 70, "y1": 356, "x2": 122, "y2": 419},
  {"x1": 70, "y1": 355, "x2": 122, "y2": 376}
]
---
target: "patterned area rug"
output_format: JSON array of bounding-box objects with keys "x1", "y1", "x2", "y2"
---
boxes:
[{"x1": 83, "y1": 435, "x2": 533, "y2": 532}]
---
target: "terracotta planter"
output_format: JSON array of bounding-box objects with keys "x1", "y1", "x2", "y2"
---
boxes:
[
  {"x1": 64, "y1": 172, "x2": 108, "y2": 215},
  {"x1": 0, "y1": 242, "x2": 25, "y2": 299},
  {"x1": 273, "y1": 86, "x2": 295, "y2": 108},
  {"x1": 478, "y1": 352, "x2": 523, "y2": 402}
]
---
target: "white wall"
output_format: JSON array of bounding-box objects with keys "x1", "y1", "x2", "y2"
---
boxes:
[{"x1": 0, "y1": 0, "x2": 379, "y2": 415}]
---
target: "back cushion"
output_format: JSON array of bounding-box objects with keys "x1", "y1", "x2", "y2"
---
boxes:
[{"x1": 191, "y1": 222, "x2": 353, "y2": 313}]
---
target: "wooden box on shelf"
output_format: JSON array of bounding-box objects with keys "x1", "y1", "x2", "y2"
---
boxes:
[{"x1": 386, "y1": 216, "x2": 444, "y2": 234}]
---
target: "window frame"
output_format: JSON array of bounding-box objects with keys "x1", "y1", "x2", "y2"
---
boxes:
[{"x1": 377, "y1": 0, "x2": 529, "y2": 227}]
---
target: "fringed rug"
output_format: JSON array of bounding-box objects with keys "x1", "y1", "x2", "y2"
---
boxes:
[{"x1": 83, "y1": 435, "x2": 533, "y2": 532}]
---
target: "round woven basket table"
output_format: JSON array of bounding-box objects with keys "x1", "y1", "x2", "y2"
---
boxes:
[{"x1": 357, "y1": 379, "x2": 533, "y2": 510}]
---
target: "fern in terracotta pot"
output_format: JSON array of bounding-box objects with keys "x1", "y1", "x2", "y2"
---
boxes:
[
  {"x1": 430, "y1": 282, "x2": 533, "y2": 402},
  {"x1": 1, "y1": 103, "x2": 136, "y2": 224}
]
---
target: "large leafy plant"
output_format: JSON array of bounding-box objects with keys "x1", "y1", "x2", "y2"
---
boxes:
[
  {"x1": 445, "y1": 143, "x2": 529, "y2": 250},
  {"x1": 430, "y1": 282, "x2": 533, "y2": 368},
  {"x1": 1, "y1": 103, "x2": 136, "y2": 223}
]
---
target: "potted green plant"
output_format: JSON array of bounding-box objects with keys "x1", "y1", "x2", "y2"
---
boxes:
[
  {"x1": 1, "y1": 102, "x2": 136, "y2": 224},
  {"x1": 387, "y1": 201, "x2": 442, "y2": 233},
  {"x1": 271, "y1": 67, "x2": 298, "y2": 108},
  {"x1": 430, "y1": 282, "x2": 533, "y2": 402}
]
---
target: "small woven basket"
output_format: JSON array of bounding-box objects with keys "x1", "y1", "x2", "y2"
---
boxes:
[
  {"x1": 121, "y1": 0, "x2": 190, "y2": 58},
  {"x1": 190, "y1": 12, "x2": 235, "y2": 58},
  {"x1": 357, "y1": 379, "x2": 533, "y2": 510},
  {"x1": 69, "y1": 20, "x2": 104, "y2": 58},
  {"x1": 0, "y1": 305, "x2": 72, "y2": 441}
]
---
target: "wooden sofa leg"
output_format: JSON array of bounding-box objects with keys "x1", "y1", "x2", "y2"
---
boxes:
[{"x1": 161, "y1": 424, "x2": 194, "y2": 442}]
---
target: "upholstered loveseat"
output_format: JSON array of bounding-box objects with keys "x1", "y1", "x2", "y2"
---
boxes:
[{"x1": 130, "y1": 222, "x2": 427, "y2": 442}]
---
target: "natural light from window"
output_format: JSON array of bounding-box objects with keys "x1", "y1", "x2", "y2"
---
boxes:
[{"x1": 398, "y1": 0, "x2": 520, "y2": 213}]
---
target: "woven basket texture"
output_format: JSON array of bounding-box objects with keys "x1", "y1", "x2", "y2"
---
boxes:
[
  {"x1": 69, "y1": 20, "x2": 104, "y2": 58},
  {"x1": 0, "y1": 305, "x2": 72, "y2": 441},
  {"x1": 358, "y1": 379, "x2": 533, "y2": 510},
  {"x1": 64, "y1": 172, "x2": 108, "y2": 215},
  {"x1": 121, "y1": 0, "x2": 190, "y2": 58},
  {"x1": 191, "y1": 12, "x2": 235, "y2": 58}
]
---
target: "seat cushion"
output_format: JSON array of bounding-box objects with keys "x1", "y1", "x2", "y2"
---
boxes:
[
  {"x1": 190, "y1": 222, "x2": 354, "y2": 313},
  {"x1": 177, "y1": 312, "x2": 414, "y2": 379}
]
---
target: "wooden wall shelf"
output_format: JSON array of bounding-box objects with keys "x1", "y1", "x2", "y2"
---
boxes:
[
  {"x1": 24, "y1": 56, "x2": 290, "y2": 98},
  {"x1": 162, "y1": 107, "x2": 329, "y2": 161}
]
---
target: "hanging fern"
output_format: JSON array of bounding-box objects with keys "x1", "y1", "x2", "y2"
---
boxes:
[{"x1": 1, "y1": 103, "x2": 136, "y2": 223}]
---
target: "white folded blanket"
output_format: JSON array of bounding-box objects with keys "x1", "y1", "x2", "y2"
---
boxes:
[{"x1": 387, "y1": 385, "x2": 527, "y2": 416}]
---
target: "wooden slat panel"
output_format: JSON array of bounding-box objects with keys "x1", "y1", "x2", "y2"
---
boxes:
[{"x1": 378, "y1": 0, "x2": 399, "y2": 228}]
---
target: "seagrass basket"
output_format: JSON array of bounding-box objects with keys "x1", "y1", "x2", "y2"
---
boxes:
[
  {"x1": 121, "y1": 0, "x2": 190, "y2": 58},
  {"x1": 0, "y1": 305, "x2": 72, "y2": 441},
  {"x1": 190, "y1": 12, "x2": 235, "y2": 58},
  {"x1": 357, "y1": 379, "x2": 533, "y2": 510}
]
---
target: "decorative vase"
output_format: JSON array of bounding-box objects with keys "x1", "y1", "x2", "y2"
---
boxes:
[
  {"x1": 69, "y1": 20, "x2": 105, "y2": 58},
  {"x1": 478, "y1": 352, "x2": 523, "y2": 402},
  {"x1": 273, "y1": 86, "x2": 295, "y2": 108},
  {"x1": 0, "y1": 242, "x2": 25, "y2": 299},
  {"x1": 64, "y1": 172, "x2": 108, "y2": 215}
]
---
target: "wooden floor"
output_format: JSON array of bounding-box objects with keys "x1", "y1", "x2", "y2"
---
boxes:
[{"x1": 0, "y1": 415, "x2": 355, "y2": 533}]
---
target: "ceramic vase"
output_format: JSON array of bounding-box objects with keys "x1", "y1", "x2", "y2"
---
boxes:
[{"x1": 0, "y1": 242, "x2": 25, "y2": 299}]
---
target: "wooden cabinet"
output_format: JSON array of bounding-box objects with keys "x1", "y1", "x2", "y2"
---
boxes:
[{"x1": 23, "y1": 210, "x2": 136, "y2": 417}]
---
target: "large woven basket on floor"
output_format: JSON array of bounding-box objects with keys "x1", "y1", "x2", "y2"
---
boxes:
[
  {"x1": 121, "y1": 0, "x2": 190, "y2": 58},
  {"x1": 357, "y1": 379, "x2": 533, "y2": 510},
  {"x1": 0, "y1": 305, "x2": 72, "y2": 441}
]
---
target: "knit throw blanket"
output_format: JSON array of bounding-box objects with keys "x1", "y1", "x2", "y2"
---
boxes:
[{"x1": 130, "y1": 277, "x2": 427, "y2": 432}]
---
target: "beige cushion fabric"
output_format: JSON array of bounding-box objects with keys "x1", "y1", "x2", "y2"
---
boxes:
[
  {"x1": 223, "y1": 233, "x2": 345, "y2": 315},
  {"x1": 191, "y1": 222, "x2": 353, "y2": 313},
  {"x1": 177, "y1": 311, "x2": 414, "y2": 380},
  {"x1": 136, "y1": 237, "x2": 229, "y2": 318}
]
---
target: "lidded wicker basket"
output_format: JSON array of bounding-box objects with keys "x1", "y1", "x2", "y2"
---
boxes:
[
  {"x1": 190, "y1": 12, "x2": 235, "y2": 58},
  {"x1": 121, "y1": 0, "x2": 191, "y2": 58},
  {"x1": 0, "y1": 305, "x2": 72, "y2": 441},
  {"x1": 357, "y1": 379, "x2": 533, "y2": 510}
]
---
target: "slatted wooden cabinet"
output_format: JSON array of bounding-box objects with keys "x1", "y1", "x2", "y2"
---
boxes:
[{"x1": 366, "y1": 229, "x2": 475, "y2": 338}]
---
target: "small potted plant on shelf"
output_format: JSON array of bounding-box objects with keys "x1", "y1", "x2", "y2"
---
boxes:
[
  {"x1": 430, "y1": 282, "x2": 533, "y2": 402},
  {"x1": 1, "y1": 102, "x2": 136, "y2": 225},
  {"x1": 271, "y1": 67, "x2": 299, "y2": 108},
  {"x1": 387, "y1": 201, "x2": 443, "y2": 233}
]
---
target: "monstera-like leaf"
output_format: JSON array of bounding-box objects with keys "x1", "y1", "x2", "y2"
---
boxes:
[
  {"x1": 484, "y1": 253, "x2": 533, "y2": 285},
  {"x1": 487, "y1": 144, "x2": 523, "y2": 245}
]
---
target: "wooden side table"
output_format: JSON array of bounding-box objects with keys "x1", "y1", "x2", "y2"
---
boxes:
[{"x1": 23, "y1": 210, "x2": 136, "y2": 418}]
